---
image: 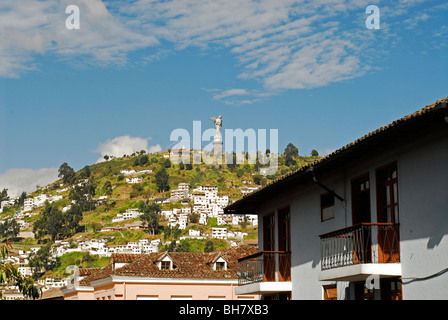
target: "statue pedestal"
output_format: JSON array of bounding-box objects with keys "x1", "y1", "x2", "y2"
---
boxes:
[{"x1": 213, "y1": 138, "x2": 223, "y2": 157}]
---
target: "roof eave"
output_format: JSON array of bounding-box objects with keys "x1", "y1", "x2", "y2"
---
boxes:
[{"x1": 224, "y1": 98, "x2": 448, "y2": 214}]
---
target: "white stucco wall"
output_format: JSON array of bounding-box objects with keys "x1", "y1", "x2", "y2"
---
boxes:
[{"x1": 256, "y1": 126, "x2": 448, "y2": 300}]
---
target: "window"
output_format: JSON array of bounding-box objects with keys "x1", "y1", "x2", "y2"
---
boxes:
[
  {"x1": 320, "y1": 192, "x2": 335, "y2": 221},
  {"x1": 323, "y1": 284, "x2": 337, "y2": 300},
  {"x1": 380, "y1": 278, "x2": 402, "y2": 300},
  {"x1": 353, "y1": 278, "x2": 402, "y2": 300},
  {"x1": 354, "y1": 281, "x2": 375, "y2": 300},
  {"x1": 137, "y1": 296, "x2": 159, "y2": 300},
  {"x1": 277, "y1": 207, "x2": 291, "y2": 282},
  {"x1": 263, "y1": 213, "x2": 275, "y2": 251},
  {"x1": 376, "y1": 163, "x2": 399, "y2": 223},
  {"x1": 209, "y1": 296, "x2": 226, "y2": 300},
  {"x1": 215, "y1": 261, "x2": 226, "y2": 271},
  {"x1": 277, "y1": 207, "x2": 291, "y2": 252},
  {"x1": 351, "y1": 174, "x2": 371, "y2": 224},
  {"x1": 171, "y1": 296, "x2": 192, "y2": 300},
  {"x1": 161, "y1": 261, "x2": 171, "y2": 270},
  {"x1": 376, "y1": 163, "x2": 400, "y2": 263}
]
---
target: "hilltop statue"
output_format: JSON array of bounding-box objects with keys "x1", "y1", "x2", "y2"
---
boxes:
[
  {"x1": 209, "y1": 115, "x2": 222, "y2": 140},
  {"x1": 209, "y1": 114, "x2": 223, "y2": 157}
]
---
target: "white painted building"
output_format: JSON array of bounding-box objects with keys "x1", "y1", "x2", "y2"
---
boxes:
[
  {"x1": 212, "y1": 227, "x2": 228, "y2": 240},
  {"x1": 189, "y1": 229, "x2": 201, "y2": 237},
  {"x1": 227, "y1": 98, "x2": 448, "y2": 300},
  {"x1": 239, "y1": 186, "x2": 261, "y2": 196},
  {"x1": 126, "y1": 177, "x2": 143, "y2": 184}
]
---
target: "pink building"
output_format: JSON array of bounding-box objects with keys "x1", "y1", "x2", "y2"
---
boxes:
[{"x1": 62, "y1": 245, "x2": 259, "y2": 300}]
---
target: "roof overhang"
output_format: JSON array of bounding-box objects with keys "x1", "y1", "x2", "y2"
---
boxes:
[
  {"x1": 110, "y1": 276, "x2": 239, "y2": 285},
  {"x1": 61, "y1": 284, "x2": 94, "y2": 295}
]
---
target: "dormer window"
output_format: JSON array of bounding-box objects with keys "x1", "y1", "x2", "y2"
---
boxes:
[
  {"x1": 215, "y1": 261, "x2": 226, "y2": 271},
  {"x1": 161, "y1": 261, "x2": 171, "y2": 270},
  {"x1": 157, "y1": 254, "x2": 174, "y2": 270}
]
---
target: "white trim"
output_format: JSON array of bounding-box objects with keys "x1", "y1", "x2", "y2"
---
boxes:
[
  {"x1": 61, "y1": 284, "x2": 94, "y2": 294},
  {"x1": 318, "y1": 263, "x2": 402, "y2": 282},
  {"x1": 234, "y1": 281, "x2": 292, "y2": 295},
  {"x1": 90, "y1": 276, "x2": 114, "y2": 288},
  {"x1": 110, "y1": 276, "x2": 239, "y2": 285}
]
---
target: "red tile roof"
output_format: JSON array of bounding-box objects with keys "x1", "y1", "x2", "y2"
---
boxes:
[
  {"x1": 78, "y1": 267, "x2": 102, "y2": 277},
  {"x1": 80, "y1": 245, "x2": 258, "y2": 285}
]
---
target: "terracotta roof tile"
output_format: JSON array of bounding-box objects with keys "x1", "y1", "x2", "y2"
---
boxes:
[
  {"x1": 81, "y1": 245, "x2": 258, "y2": 284},
  {"x1": 39, "y1": 287, "x2": 64, "y2": 300},
  {"x1": 78, "y1": 267, "x2": 102, "y2": 277}
]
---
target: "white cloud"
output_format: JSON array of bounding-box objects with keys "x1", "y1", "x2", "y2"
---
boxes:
[
  {"x1": 2, "y1": 0, "x2": 447, "y2": 92},
  {"x1": 212, "y1": 88, "x2": 249, "y2": 100},
  {"x1": 208, "y1": 88, "x2": 275, "y2": 106},
  {"x1": 0, "y1": 168, "x2": 59, "y2": 198},
  {"x1": 124, "y1": 0, "x2": 381, "y2": 92},
  {"x1": 0, "y1": 0, "x2": 158, "y2": 77},
  {"x1": 319, "y1": 148, "x2": 336, "y2": 157},
  {"x1": 94, "y1": 135, "x2": 162, "y2": 162}
]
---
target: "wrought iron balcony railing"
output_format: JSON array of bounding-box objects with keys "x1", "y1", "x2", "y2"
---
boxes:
[
  {"x1": 237, "y1": 251, "x2": 291, "y2": 286},
  {"x1": 319, "y1": 223, "x2": 400, "y2": 271}
]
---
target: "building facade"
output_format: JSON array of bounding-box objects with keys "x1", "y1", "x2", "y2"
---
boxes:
[
  {"x1": 225, "y1": 97, "x2": 448, "y2": 300},
  {"x1": 62, "y1": 245, "x2": 259, "y2": 300}
]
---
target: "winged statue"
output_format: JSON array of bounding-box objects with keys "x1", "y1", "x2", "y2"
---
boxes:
[{"x1": 209, "y1": 115, "x2": 223, "y2": 138}]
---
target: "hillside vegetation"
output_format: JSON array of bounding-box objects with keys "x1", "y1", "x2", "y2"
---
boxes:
[{"x1": 2, "y1": 147, "x2": 320, "y2": 252}]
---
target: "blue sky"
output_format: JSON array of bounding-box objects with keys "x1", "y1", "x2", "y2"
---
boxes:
[{"x1": 0, "y1": 0, "x2": 447, "y2": 197}]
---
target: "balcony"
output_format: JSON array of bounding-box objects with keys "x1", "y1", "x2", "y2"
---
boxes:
[
  {"x1": 235, "y1": 251, "x2": 292, "y2": 295},
  {"x1": 318, "y1": 223, "x2": 402, "y2": 281}
]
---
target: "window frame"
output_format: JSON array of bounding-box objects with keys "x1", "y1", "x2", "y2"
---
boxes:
[
  {"x1": 161, "y1": 260, "x2": 171, "y2": 270},
  {"x1": 320, "y1": 192, "x2": 335, "y2": 222}
]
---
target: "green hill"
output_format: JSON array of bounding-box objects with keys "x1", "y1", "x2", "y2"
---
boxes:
[{"x1": 2, "y1": 150, "x2": 321, "y2": 250}]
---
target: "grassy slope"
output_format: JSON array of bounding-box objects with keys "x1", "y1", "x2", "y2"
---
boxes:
[{"x1": 5, "y1": 153, "x2": 320, "y2": 252}]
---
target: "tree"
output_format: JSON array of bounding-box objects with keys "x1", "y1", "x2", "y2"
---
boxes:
[
  {"x1": 236, "y1": 167, "x2": 245, "y2": 178},
  {"x1": 189, "y1": 213, "x2": 199, "y2": 224},
  {"x1": 28, "y1": 243, "x2": 56, "y2": 279},
  {"x1": 33, "y1": 203, "x2": 83, "y2": 241},
  {"x1": 16, "y1": 191, "x2": 27, "y2": 206},
  {"x1": 225, "y1": 152, "x2": 239, "y2": 172},
  {"x1": 64, "y1": 204, "x2": 83, "y2": 236},
  {"x1": 0, "y1": 188, "x2": 9, "y2": 203},
  {"x1": 0, "y1": 219, "x2": 20, "y2": 241},
  {"x1": 167, "y1": 240, "x2": 177, "y2": 252},
  {"x1": 140, "y1": 202, "x2": 161, "y2": 235},
  {"x1": 155, "y1": 168, "x2": 170, "y2": 192},
  {"x1": 177, "y1": 239, "x2": 192, "y2": 252},
  {"x1": 204, "y1": 240, "x2": 214, "y2": 253},
  {"x1": 69, "y1": 179, "x2": 97, "y2": 212},
  {"x1": 79, "y1": 166, "x2": 91, "y2": 179},
  {"x1": 58, "y1": 162, "x2": 76, "y2": 185},
  {"x1": 33, "y1": 203, "x2": 65, "y2": 241},
  {"x1": 102, "y1": 181, "x2": 113, "y2": 196},
  {"x1": 311, "y1": 149, "x2": 319, "y2": 156},
  {"x1": 1, "y1": 242, "x2": 41, "y2": 299},
  {"x1": 139, "y1": 155, "x2": 149, "y2": 166},
  {"x1": 284, "y1": 143, "x2": 299, "y2": 167},
  {"x1": 103, "y1": 155, "x2": 110, "y2": 161},
  {"x1": 179, "y1": 162, "x2": 185, "y2": 170},
  {"x1": 253, "y1": 174, "x2": 262, "y2": 185},
  {"x1": 164, "y1": 159, "x2": 172, "y2": 168}
]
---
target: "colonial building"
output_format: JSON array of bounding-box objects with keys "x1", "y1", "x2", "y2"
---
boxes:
[
  {"x1": 61, "y1": 245, "x2": 259, "y2": 300},
  {"x1": 225, "y1": 97, "x2": 448, "y2": 300}
]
